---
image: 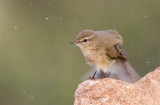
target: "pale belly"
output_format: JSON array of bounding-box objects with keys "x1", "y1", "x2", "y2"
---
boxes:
[{"x1": 83, "y1": 50, "x2": 116, "y2": 72}]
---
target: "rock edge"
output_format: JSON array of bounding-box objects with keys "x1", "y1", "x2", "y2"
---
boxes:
[{"x1": 74, "y1": 67, "x2": 160, "y2": 105}]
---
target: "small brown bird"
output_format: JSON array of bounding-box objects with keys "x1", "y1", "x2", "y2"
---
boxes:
[{"x1": 71, "y1": 29, "x2": 140, "y2": 83}]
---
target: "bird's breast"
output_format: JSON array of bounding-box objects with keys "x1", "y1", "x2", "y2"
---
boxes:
[{"x1": 80, "y1": 48, "x2": 111, "y2": 69}]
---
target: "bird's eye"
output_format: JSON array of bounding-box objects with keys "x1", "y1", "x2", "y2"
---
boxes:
[{"x1": 83, "y1": 39, "x2": 88, "y2": 42}]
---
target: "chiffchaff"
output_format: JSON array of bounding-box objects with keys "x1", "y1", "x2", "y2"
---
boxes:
[{"x1": 71, "y1": 29, "x2": 140, "y2": 83}]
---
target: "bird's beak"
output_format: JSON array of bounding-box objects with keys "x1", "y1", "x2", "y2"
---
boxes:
[{"x1": 70, "y1": 40, "x2": 80, "y2": 44}]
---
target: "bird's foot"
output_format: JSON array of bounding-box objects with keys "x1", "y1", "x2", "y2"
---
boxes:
[
  {"x1": 105, "y1": 72, "x2": 110, "y2": 78},
  {"x1": 89, "y1": 70, "x2": 97, "y2": 80}
]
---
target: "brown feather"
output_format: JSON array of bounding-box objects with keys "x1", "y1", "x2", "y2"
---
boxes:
[{"x1": 105, "y1": 44, "x2": 128, "y2": 61}]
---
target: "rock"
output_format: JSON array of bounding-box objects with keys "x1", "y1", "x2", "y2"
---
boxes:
[{"x1": 74, "y1": 67, "x2": 160, "y2": 105}]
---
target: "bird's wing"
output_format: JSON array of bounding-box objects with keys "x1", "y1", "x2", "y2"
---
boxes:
[{"x1": 105, "y1": 44, "x2": 128, "y2": 61}]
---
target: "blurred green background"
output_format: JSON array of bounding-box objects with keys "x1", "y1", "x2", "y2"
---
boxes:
[{"x1": 0, "y1": 0, "x2": 160, "y2": 105}]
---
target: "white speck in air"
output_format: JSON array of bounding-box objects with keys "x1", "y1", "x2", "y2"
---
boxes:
[
  {"x1": 45, "y1": 17, "x2": 49, "y2": 20},
  {"x1": 145, "y1": 61, "x2": 151, "y2": 64},
  {"x1": 28, "y1": 96, "x2": 35, "y2": 100},
  {"x1": 30, "y1": 96, "x2": 35, "y2": 99},
  {"x1": 144, "y1": 15, "x2": 147, "y2": 18},
  {"x1": 14, "y1": 26, "x2": 18, "y2": 29}
]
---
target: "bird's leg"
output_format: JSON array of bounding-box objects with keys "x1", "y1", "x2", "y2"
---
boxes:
[
  {"x1": 89, "y1": 70, "x2": 97, "y2": 80},
  {"x1": 99, "y1": 70, "x2": 110, "y2": 78}
]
